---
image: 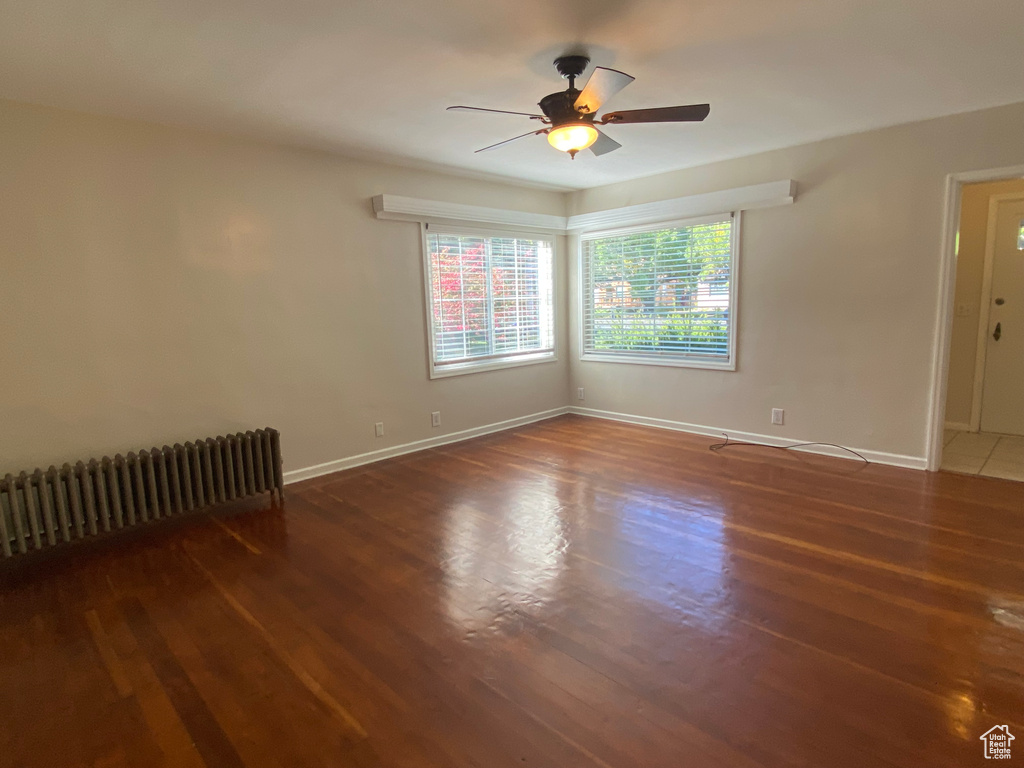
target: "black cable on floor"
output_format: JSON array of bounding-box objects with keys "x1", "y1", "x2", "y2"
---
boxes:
[{"x1": 708, "y1": 432, "x2": 870, "y2": 464}]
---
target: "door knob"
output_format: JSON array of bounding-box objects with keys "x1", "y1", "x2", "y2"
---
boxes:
[
  {"x1": 993, "y1": 322, "x2": 1002, "y2": 341},
  {"x1": 995, "y1": 297, "x2": 1005, "y2": 306}
]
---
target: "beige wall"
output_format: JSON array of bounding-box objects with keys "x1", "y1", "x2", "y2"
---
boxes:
[
  {"x1": 567, "y1": 102, "x2": 1024, "y2": 461},
  {"x1": 0, "y1": 99, "x2": 568, "y2": 474},
  {"x1": 5, "y1": 96, "x2": 1024, "y2": 473},
  {"x1": 944, "y1": 178, "x2": 1024, "y2": 427}
]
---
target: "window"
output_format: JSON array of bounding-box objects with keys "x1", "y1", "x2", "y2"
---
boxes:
[
  {"x1": 580, "y1": 214, "x2": 737, "y2": 370},
  {"x1": 425, "y1": 229, "x2": 555, "y2": 377}
]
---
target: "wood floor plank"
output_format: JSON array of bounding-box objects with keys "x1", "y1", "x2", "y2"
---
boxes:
[{"x1": 119, "y1": 596, "x2": 242, "y2": 768}]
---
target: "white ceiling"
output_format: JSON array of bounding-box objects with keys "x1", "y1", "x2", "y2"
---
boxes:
[{"x1": 2, "y1": 0, "x2": 1023, "y2": 190}]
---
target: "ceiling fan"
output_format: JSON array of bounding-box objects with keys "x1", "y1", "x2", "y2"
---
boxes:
[{"x1": 448, "y1": 55, "x2": 710, "y2": 159}]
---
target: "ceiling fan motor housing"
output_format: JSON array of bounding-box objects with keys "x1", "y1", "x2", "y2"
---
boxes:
[{"x1": 539, "y1": 90, "x2": 595, "y2": 128}]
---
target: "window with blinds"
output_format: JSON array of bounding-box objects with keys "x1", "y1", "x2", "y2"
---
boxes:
[
  {"x1": 581, "y1": 215, "x2": 736, "y2": 369},
  {"x1": 426, "y1": 231, "x2": 555, "y2": 376}
]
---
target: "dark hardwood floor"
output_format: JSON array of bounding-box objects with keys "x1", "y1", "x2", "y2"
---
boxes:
[{"x1": 2, "y1": 414, "x2": 1023, "y2": 768}]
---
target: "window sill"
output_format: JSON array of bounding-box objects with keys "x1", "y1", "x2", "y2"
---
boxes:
[
  {"x1": 430, "y1": 352, "x2": 557, "y2": 379},
  {"x1": 580, "y1": 352, "x2": 735, "y2": 372}
]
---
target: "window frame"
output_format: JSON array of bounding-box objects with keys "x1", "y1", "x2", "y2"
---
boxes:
[
  {"x1": 577, "y1": 211, "x2": 740, "y2": 372},
  {"x1": 421, "y1": 223, "x2": 558, "y2": 379}
]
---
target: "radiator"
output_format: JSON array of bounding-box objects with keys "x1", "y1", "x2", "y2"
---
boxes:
[{"x1": 0, "y1": 428, "x2": 283, "y2": 559}]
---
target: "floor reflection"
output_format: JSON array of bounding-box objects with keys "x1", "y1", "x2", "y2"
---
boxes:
[
  {"x1": 617, "y1": 491, "x2": 727, "y2": 604},
  {"x1": 943, "y1": 690, "x2": 979, "y2": 741},
  {"x1": 439, "y1": 464, "x2": 738, "y2": 641},
  {"x1": 441, "y1": 475, "x2": 568, "y2": 637},
  {"x1": 989, "y1": 597, "x2": 1024, "y2": 632},
  {"x1": 573, "y1": 482, "x2": 734, "y2": 639}
]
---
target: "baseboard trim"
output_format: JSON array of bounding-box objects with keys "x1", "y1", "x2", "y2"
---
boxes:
[
  {"x1": 568, "y1": 407, "x2": 928, "y2": 471},
  {"x1": 284, "y1": 403, "x2": 928, "y2": 483},
  {"x1": 284, "y1": 407, "x2": 570, "y2": 485},
  {"x1": 944, "y1": 421, "x2": 970, "y2": 433}
]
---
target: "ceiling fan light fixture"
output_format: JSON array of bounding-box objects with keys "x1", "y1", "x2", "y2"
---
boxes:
[{"x1": 547, "y1": 123, "x2": 598, "y2": 154}]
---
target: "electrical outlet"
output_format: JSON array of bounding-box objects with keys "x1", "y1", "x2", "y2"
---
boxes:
[
  {"x1": 577, "y1": 387, "x2": 585, "y2": 401},
  {"x1": 771, "y1": 409, "x2": 785, "y2": 426},
  {"x1": 374, "y1": 422, "x2": 384, "y2": 438},
  {"x1": 431, "y1": 411, "x2": 441, "y2": 428}
]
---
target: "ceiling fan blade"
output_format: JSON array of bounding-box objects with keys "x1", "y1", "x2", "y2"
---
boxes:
[
  {"x1": 589, "y1": 129, "x2": 622, "y2": 157},
  {"x1": 574, "y1": 66, "x2": 635, "y2": 115},
  {"x1": 448, "y1": 105, "x2": 545, "y2": 119},
  {"x1": 601, "y1": 104, "x2": 710, "y2": 124},
  {"x1": 474, "y1": 129, "x2": 547, "y2": 153}
]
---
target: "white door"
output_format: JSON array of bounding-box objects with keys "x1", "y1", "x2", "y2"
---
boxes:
[{"x1": 980, "y1": 197, "x2": 1024, "y2": 435}]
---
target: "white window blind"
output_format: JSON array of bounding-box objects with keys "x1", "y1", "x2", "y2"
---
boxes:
[
  {"x1": 426, "y1": 231, "x2": 554, "y2": 375},
  {"x1": 581, "y1": 216, "x2": 736, "y2": 368}
]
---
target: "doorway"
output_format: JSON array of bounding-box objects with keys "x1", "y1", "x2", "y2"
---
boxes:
[
  {"x1": 937, "y1": 176, "x2": 1024, "y2": 479},
  {"x1": 978, "y1": 195, "x2": 1024, "y2": 435}
]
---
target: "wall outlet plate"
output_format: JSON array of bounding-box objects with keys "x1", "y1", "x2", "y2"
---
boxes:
[
  {"x1": 374, "y1": 422, "x2": 384, "y2": 437},
  {"x1": 431, "y1": 411, "x2": 441, "y2": 427},
  {"x1": 577, "y1": 387, "x2": 585, "y2": 400},
  {"x1": 771, "y1": 409, "x2": 785, "y2": 426}
]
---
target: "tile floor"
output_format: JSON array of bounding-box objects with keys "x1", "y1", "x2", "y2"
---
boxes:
[{"x1": 941, "y1": 430, "x2": 1024, "y2": 480}]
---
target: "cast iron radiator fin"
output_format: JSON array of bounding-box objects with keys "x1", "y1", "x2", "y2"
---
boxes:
[{"x1": 0, "y1": 428, "x2": 283, "y2": 559}]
